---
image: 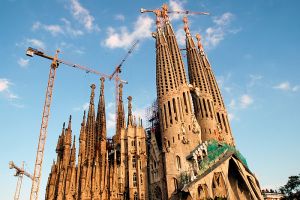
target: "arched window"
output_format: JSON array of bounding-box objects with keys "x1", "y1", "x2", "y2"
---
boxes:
[
  {"x1": 133, "y1": 173, "x2": 137, "y2": 187},
  {"x1": 176, "y1": 156, "x2": 181, "y2": 170},
  {"x1": 134, "y1": 192, "x2": 138, "y2": 200},
  {"x1": 174, "y1": 178, "x2": 178, "y2": 192}
]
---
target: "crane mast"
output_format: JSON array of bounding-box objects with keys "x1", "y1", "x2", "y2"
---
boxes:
[
  {"x1": 29, "y1": 49, "x2": 59, "y2": 200},
  {"x1": 9, "y1": 161, "x2": 33, "y2": 200},
  {"x1": 26, "y1": 47, "x2": 127, "y2": 200}
]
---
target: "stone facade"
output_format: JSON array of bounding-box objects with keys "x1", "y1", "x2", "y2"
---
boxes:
[{"x1": 45, "y1": 4, "x2": 263, "y2": 200}]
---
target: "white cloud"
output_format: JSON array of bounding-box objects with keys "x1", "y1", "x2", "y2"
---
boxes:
[
  {"x1": 239, "y1": 94, "x2": 253, "y2": 109},
  {"x1": 248, "y1": 74, "x2": 263, "y2": 87},
  {"x1": 203, "y1": 12, "x2": 238, "y2": 49},
  {"x1": 0, "y1": 79, "x2": 10, "y2": 92},
  {"x1": 32, "y1": 19, "x2": 83, "y2": 37},
  {"x1": 213, "y1": 12, "x2": 234, "y2": 26},
  {"x1": 32, "y1": 21, "x2": 63, "y2": 36},
  {"x1": 175, "y1": 29, "x2": 185, "y2": 46},
  {"x1": 228, "y1": 99, "x2": 236, "y2": 109},
  {"x1": 73, "y1": 102, "x2": 89, "y2": 111},
  {"x1": 0, "y1": 78, "x2": 19, "y2": 100},
  {"x1": 168, "y1": 0, "x2": 185, "y2": 21},
  {"x1": 228, "y1": 112, "x2": 235, "y2": 121},
  {"x1": 115, "y1": 14, "x2": 125, "y2": 21},
  {"x1": 26, "y1": 38, "x2": 46, "y2": 49},
  {"x1": 61, "y1": 18, "x2": 84, "y2": 37},
  {"x1": 107, "y1": 112, "x2": 116, "y2": 130},
  {"x1": 45, "y1": 24, "x2": 64, "y2": 36},
  {"x1": 17, "y1": 58, "x2": 29, "y2": 68},
  {"x1": 103, "y1": 15, "x2": 154, "y2": 49},
  {"x1": 273, "y1": 81, "x2": 299, "y2": 92},
  {"x1": 69, "y1": 0, "x2": 99, "y2": 32}
]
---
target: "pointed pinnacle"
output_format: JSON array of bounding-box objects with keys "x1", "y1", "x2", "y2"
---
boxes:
[
  {"x1": 68, "y1": 115, "x2": 72, "y2": 129},
  {"x1": 195, "y1": 33, "x2": 204, "y2": 52},
  {"x1": 183, "y1": 16, "x2": 190, "y2": 35}
]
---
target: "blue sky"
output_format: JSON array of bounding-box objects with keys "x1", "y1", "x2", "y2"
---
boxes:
[{"x1": 1, "y1": 0, "x2": 300, "y2": 199}]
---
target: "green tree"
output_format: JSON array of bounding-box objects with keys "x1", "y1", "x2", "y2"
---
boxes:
[{"x1": 279, "y1": 174, "x2": 300, "y2": 200}]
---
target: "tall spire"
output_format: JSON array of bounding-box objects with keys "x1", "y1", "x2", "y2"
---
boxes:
[
  {"x1": 86, "y1": 84, "x2": 96, "y2": 162},
  {"x1": 70, "y1": 135, "x2": 76, "y2": 166},
  {"x1": 79, "y1": 111, "x2": 86, "y2": 142},
  {"x1": 96, "y1": 77, "x2": 106, "y2": 142},
  {"x1": 155, "y1": 18, "x2": 178, "y2": 98},
  {"x1": 116, "y1": 83, "x2": 125, "y2": 135},
  {"x1": 184, "y1": 16, "x2": 219, "y2": 142},
  {"x1": 65, "y1": 115, "x2": 72, "y2": 146},
  {"x1": 195, "y1": 34, "x2": 235, "y2": 145},
  {"x1": 162, "y1": 4, "x2": 187, "y2": 86},
  {"x1": 127, "y1": 96, "x2": 133, "y2": 126}
]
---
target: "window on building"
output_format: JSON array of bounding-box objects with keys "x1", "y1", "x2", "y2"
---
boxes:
[
  {"x1": 140, "y1": 174, "x2": 143, "y2": 185},
  {"x1": 176, "y1": 156, "x2": 181, "y2": 170},
  {"x1": 132, "y1": 156, "x2": 136, "y2": 168},
  {"x1": 174, "y1": 178, "x2": 178, "y2": 192},
  {"x1": 134, "y1": 192, "x2": 138, "y2": 200},
  {"x1": 133, "y1": 173, "x2": 137, "y2": 187}
]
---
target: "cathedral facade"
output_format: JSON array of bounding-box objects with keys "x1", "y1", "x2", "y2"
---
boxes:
[{"x1": 45, "y1": 4, "x2": 263, "y2": 200}]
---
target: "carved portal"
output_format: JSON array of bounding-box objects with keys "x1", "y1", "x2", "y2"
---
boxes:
[
  {"x1": 212, "y1": 172, "x2": 227, "y2": 198},
  {"x1": 197, "y1": 184, "x2": 210, "y2": 200}
]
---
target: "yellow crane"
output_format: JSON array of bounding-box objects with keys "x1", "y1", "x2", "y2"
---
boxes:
[
  {"x1": 9, "y1": 161, "x2": 33, "y2": 200},
  {"x1": 26, "y1": 47, "x2": 127, "y2": 200}
]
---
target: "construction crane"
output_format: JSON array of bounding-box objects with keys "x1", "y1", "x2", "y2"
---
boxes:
[
  {"x1": 109, "y1": 40, "x2": 139, "y2": 127},
  {"x1": 140, "y1": 4, "x2": 209, "y2": 26},
  {"x1": 9, "y1": 161, "x2": 33, "y2": 200},
  {"x1": 26, "y1": 47, "x2": 127, "y2": 200}
]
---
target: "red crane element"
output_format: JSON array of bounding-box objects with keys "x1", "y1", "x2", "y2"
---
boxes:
[
  {"x1": 9, "y1": 161, "x2": 33, "y2": 200},
  {"x1": 26, "y1": 47, "x2": 127, "y2": 200},
  {"x1": 109, "y1": 40, "x2": 139, "y2": 128}
]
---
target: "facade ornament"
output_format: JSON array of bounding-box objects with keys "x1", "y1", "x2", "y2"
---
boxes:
[
  {"x1": 192, "y1": 115, "x2": 201, "y2": 135},
  {"x1": 180, "y1": 122, "x2": 186, "y2": 135}
]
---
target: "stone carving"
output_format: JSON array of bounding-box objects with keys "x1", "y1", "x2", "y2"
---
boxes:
[{"x1": 192, "y1": 115, "x2": 201, "y2": 135}]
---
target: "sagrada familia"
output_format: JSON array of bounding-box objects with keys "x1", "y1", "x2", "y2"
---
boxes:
[{"x1": 45, "y1": 4, "x2": 264, "y2": 200}]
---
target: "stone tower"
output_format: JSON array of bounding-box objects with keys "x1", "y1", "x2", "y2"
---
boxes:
[
  {"x1": 194, "y1": 32, "x2": 235, "y2": 145},
  {"x1": 153, "y1": 8, "x2": 203, "y2": 198},
  {"x1": 148, "y1": 4, "x2": 262, "y2": 200},
  {"x1": 183, "y1": 17, "x2": 219, "y2": 143}
]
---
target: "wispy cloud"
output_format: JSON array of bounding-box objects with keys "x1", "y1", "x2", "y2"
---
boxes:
[
  {"x1": 69, "y1": 0, "x2": 99, "y2": 32},
  {"x1": 32, "y1": 19, "x2": 84, "y2": 37},
  {"x1": 115, "y1": 14, "x2": 125, "y2": 21},
  {"x1": 203, "y1": 12, "x2": 239, "y2": 49},
  {"x1": 107, "y1": 112, "x2": 116, "y2": 130},
  {"x1": 73, "y1": 102, "x2": 89, "y2": 111},
  {"x1": 175, "y1": 29, "x2": 185, "y2": 46},
  {"x1": 239, "y1": 94, "x2": 253, "y2": 109},
  {"x1": 17, "y1": 58, "x2": 29, "y2": 68},
  {"x1": 26, "y1": 38, "x2": 46, "y2": 49},
  {"x1": 248, "y1": 74, "x2": 263, "y2": 87},
  {"x1": 32, "y1": 21, "x2": 63, "y2": 36},
  {"x1": 103, "y1": 15, "x2": 154, "y2": 49},
  {"x1": 168, "y1": 0, "x2": 185, "y2": 21},
  {"x1": 273, "y1": 81, "x2": 299, "y2": 92},
  {"x1": 228, "y1": 94, "x2": 254, "y2": 110},
  {"x1": 61, "y1": 18, "x2": 84, "y2": 36},
  {"x1": 0, "y1": 78, "x2": 19, "y2": 100}
]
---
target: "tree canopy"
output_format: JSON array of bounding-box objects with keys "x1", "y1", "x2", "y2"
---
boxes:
[{"x1": 279, "y1": 174, "x2": 300, "y2": 200}]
